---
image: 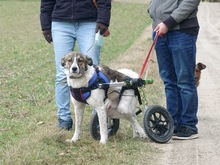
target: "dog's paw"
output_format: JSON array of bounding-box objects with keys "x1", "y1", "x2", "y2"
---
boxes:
[
  {"x1": 133, "y1": 130, "x2": 147, "y2": 139},
  {"x1": 139, "y1": 133, "x2": 147, "y2": 139},
  {"x1": 65, "y1": 139, "x2": 74, "y2": 143},
  {"x1": 99, "y1": 139, "x2": 107, "y2": 145},
  {"x1": 133, "y1": 132, "x2": 139, "y2": 138},
  {"x1": 138, "y1": 130, "x2": 147, "y2": 139},
  {"x1": 71, "y1": 135, "x2": 80, "y2": 142}
]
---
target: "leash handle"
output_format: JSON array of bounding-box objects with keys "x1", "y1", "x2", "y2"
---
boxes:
[{"x1": 139, "y1": 32, "x2": 159, "y2": 78}]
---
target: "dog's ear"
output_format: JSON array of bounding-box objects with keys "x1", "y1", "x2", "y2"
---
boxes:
[
  {"x1": 86, "y1": 56, "x2": 93, "y2": 66},
  {"x1": 61, "y1": 57, "x2": 66, "y2": 67},
  {"x1": 197, "y1": 62, "x2": 206, "y2": 70}
]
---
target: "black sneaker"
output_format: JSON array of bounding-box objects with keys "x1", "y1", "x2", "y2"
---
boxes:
[
  {"x1": 58, "y1": 118, "x2": 73, "y2": 130},
  {"x1": 173, "y1": 126, "x2": 180, "y2": 134},
  {"x1": 172, "y1": 125, "x2": 198, "y2": 140}
]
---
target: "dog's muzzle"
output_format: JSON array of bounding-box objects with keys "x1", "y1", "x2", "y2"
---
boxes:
[{"x1": 69, "y1": 67, "x2": 83, "y2": 79}]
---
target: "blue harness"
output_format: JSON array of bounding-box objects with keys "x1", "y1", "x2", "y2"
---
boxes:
[{"x1": 70, "y1": 67, "x2": 110, "y2": 104}]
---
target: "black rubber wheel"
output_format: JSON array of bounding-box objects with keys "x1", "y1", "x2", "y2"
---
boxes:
[
  {"x1": 89, "y1": 112, "x2": 120, "y2": 140},
  {"x1": 143, "y1": 105, "x2": 174, "y2": 143}
]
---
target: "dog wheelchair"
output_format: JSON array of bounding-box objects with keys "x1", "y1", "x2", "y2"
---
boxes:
[{"x1": 89, "y1": 78, "x2": 174, "y2": 143}]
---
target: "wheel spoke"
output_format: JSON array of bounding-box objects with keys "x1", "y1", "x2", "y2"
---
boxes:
[{"x1": 149, "y1": 113, "x2": 171, "y2": 136}]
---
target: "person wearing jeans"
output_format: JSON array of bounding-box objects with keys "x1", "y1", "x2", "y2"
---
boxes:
[
  {"x1": 148, "y1": 0, "x2": 200, "y2": 139},
  {"x1": 40, "y1": 0, "x2": 111, "y2": 130}
]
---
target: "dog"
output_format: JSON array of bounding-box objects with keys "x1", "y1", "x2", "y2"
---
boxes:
[
  {"x1": 195, "y1": 62, "x2": 206, "y2": 87},
  {"x1": 61, "y1": 52, "x2": 147, "y2": 144}
]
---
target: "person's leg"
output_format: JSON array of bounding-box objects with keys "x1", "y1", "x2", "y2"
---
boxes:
[
  {"x1": 76, "y1": 22, "x2": 101, "y2": 65},
  {"x1": 168, "y1": 31, "x2": 198, "y2": 129},
  {"x1": 154, "y1": 32, "x2": 180, "y2": 130},
  {"x1": 76, "y1": 22, "x2": 101, "y2": 114},
  {"x1": 52, "y1": 21, "x2": 77, "y2": 129},
  {"x1": 168, "y1": 31, "x2": 198, "y2": 139}
]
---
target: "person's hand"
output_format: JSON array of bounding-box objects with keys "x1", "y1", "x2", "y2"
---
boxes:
[
  {"x1": 43, "y1": 29, "x2": 52, "y2": 43},
  {"x1": 154, "y1": 22, "x2": 168, "y2": 36},
  {"x1": 96, "y1": 23, "x2": 108, "y2": 35}
]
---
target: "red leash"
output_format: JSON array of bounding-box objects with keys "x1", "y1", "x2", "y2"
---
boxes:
[{"x1": 139, "y1": 32, "x2": 159, "y2": 78}]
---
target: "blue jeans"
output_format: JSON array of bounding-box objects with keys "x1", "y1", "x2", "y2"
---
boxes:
[
  {"x1": 153, "y1": 31, "x2": 198, "y2": 131},
  {"x1": 52, "y1": 21, "x2": 101, "y2": 121}
]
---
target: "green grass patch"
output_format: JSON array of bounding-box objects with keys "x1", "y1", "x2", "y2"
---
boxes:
[
  {"x1": 101, "y1": 3, "x2": 151, "y2": 64},
  {"x1": 0, "y1": 1, "x2": 162, "y2": 165}
]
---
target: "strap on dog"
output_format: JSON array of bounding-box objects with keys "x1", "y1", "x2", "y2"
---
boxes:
[
  {"x1": 92, "y1": 66, "x2": 110, "y2": 102},
  {"x1": 135, "y1": 88, "x2": 142, "y2": 105},
  {"x1": 70, "y1": 87, "x2": 91, "y2": 104},
  {"x1": 120, "y1": 87, "x2": 142, "y2": 105},
  {"x1": 89, "y1": 66, "x2": 110, "y2": 90}
]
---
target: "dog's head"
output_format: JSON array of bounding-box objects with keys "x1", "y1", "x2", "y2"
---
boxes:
[
  {"x1": 61, "y1": 52, "x2": 93, "y2": 79},
  {"x1": 196, "y1": 62, "x2": 206, "y2": 71},
  {"x1": 195, "y1": 62, "x2": 206, "y2": 87}
]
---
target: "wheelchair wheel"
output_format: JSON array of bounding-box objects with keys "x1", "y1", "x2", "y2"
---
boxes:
[
  {"x1": 89, "y1": 112, "x2": 120, "y2": 140},
  {"x1": 143, "y1": 105, "x2": 174, "y2": 143}
]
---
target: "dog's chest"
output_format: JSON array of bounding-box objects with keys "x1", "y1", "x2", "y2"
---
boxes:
[{"x1": 69, "y1": 77, "x2": 90, "y2": 88}]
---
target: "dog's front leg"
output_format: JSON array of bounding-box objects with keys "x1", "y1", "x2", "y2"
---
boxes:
[
  {"x1": 96, "y1": 106, "x2": 108, "y2": 144},
  {"x1": 66, "y1": 102, "x2": 86, "y2": 143}
]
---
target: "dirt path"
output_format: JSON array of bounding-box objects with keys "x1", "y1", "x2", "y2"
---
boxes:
[
  {"x1": 113, "y1": 1, "x2": 220, "y2": 164},
  {"x1": 151, "y1": 2, "x2": 220, "y2": 165}
]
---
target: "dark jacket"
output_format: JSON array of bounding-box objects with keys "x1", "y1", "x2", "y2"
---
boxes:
[{"x1": 40, "y1": 0, "x2": 111, "y2": 31}]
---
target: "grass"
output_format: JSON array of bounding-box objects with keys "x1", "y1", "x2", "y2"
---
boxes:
[
  {"x1": 0, "y1": 1, "x2": 164, "y2": 165},
  {"x1": 100, "y1": 3, "x2": 152, "y2": 64}
]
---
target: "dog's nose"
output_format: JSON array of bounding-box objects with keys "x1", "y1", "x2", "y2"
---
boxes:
[{"x1": 72, "y1": 67, "x2": 77, "y2": 72}]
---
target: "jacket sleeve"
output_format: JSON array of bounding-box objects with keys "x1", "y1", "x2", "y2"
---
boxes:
[
  {"x1": 40, "y1": 0, "x2": 56, "y2": 31},
  {"x1": 96, "y1": 0, "x2": 111, "y2": 26},
  {"x1": 163, "y1": 0, "x2": 200, "y2": 29}
]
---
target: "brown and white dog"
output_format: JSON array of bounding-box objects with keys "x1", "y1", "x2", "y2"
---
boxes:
[
  {"x1": 61, "y1": 52, "x2": 147, "y2": 144},
  {"x1": 195, "y1": 62, "x2": 206, "y2": 87}
]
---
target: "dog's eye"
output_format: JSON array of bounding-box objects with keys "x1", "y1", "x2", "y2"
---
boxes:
[
  {"x1": 67, "y1": 58, "x2": 73, "y2": 62},
  {"x1": 77, "y1": 58, "x2": 83, "y2": 63}
]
